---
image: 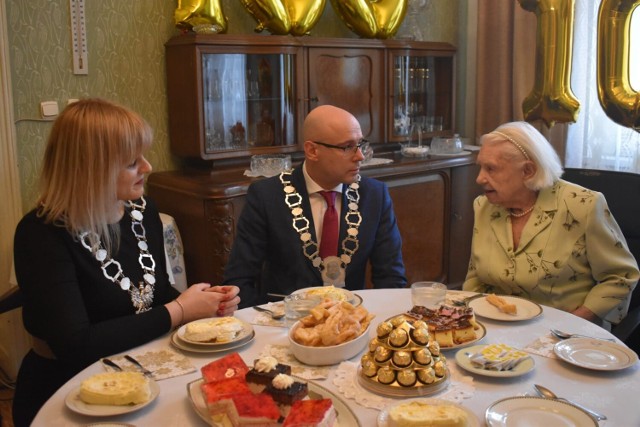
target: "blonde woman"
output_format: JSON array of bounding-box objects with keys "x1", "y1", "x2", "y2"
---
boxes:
[{"x1": 12, "y1": 98, "x2": 239, "y2": 426}]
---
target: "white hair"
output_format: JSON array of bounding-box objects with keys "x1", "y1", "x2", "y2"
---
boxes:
[{"x1": 481, "y1": 121, "x2": 563, "y2": 191}]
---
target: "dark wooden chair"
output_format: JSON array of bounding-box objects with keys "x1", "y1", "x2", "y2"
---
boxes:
[{"x1": 562, "y1": 168, "x2": 640, "y2": 351}]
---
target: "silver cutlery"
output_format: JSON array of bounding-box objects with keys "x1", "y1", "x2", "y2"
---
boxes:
[
  {"x1": 124, "y1": 354, "x2": 153, "y2": 377},
  {"x1": 253, "y1": 305, "x2": 285, "y2": 320},
  {"x1": 534, "y1": 384, "x2": 607, "y2": 421},
  {"x1": 101, "y1": 358, "x2": 123, "y2": 371},
  {"x1": 550, "y1": 328, "x2": 616, "y2": 342}
]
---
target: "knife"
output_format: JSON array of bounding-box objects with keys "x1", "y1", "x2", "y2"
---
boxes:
[
  {"x1": 101, "y1": 358, "x2": 123, "y2": 371},
  {"x1": 124, "y1": 355, "x2": 153, "y2": 377}
]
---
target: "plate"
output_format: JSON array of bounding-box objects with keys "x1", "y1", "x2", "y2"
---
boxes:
[
  {"x1": 177, "y1": 317, "x2": 254, "y2": 346},
  {"x1": 378, "y1": 398, "x2": 480, "y2": 427},
  {"x1": 357, "y1": 366, "x2": 450, "y2": 398},
  {"x1": 468, "y1": 295, "x2": 543, "y2": 321},
  {"x1": 454, "y1": 345, "x2": 535, "y2": 377},
  {"x1": 171, "y1": 329, "x2": 255, "y2": 354},
  {"x1": 485, "y1": 396, "x2": 598, "y2": 426},
  {"x1": 65, "y1": 378, "x2": 159, "y2": 417},
  {"x1": 429, "y1": 150, "x2": 473, "y2": 158},
  {"x1": 554, "y1": 337, "x2": 638, "y2": 370},
  {"x1": 187, "y1": 377, "x2": 361, "y2": 426},
  {"x1": 291, "y1": 286, "x2": 362, "y2": 307}
]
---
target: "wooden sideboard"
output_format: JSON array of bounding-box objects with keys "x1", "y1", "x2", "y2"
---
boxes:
[{"x1": 147, "y1": 151, "x2": 481, "y2": 289}]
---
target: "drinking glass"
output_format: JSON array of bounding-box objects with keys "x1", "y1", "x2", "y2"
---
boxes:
[
  {"x1": 411, "y1": 282, "x2": 447, "y2": 309},
  {"x1": 283, "y1": 293, "x2": 321, "y2": 328}
]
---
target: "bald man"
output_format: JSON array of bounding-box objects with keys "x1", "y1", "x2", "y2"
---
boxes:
[{"x1": 224, "y1": 105, "x2": 407, "y2": 307}]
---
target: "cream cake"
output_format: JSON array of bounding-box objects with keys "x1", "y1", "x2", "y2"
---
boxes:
[
  {"x1": 184, "y1": 316, "x2": 244, "y2": 343},
  {"x1": 387, "y1": 401, "x2": 469, "y2": 427},
  {"x1": 79, "y1": 371, "x2": 151, "y2": 406}
]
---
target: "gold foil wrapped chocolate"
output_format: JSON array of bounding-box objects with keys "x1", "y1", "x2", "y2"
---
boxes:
[
  {"x1": 359, "y1": 315, "x2": 449, "y2": 393},
  {"x1": 392, "y1": 350, "x2": 412, "y2": 368},
  {"x1": 397, "y1": 369, "x2": 417, "y2": 387},
  {"x1": 377, "y1": 321, "x2": 393, "y2": 338}
]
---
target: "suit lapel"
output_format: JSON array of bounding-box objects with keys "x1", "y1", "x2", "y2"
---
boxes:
[{"x1": 515, "y1": 185, "x2": 557, "y2": 253}]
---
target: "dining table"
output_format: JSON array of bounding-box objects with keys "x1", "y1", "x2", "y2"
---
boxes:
[{"x1": 31, "y1": 288, "x2": 640, "y2": 426}]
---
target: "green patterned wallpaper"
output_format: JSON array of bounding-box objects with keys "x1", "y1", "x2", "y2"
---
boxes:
[{"x1": 7, "y1": 0, "x2": 459, "y2": 212}]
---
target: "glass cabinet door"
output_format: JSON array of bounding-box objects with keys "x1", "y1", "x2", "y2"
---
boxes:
[
  {"x1": 201, "y1": 52, "x2": 297, "y2": 155},
  {"x1": 389, "y1": 52, "x2": 454, "y2": 143}
]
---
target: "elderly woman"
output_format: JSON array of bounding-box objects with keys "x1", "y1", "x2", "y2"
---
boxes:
[{"x1": 463, "y1": 121, "x2": 639, "y2": 326}]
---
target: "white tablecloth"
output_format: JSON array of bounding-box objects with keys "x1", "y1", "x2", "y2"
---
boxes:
[{"x1": 32, "y1": 289, "x2": 640, "y2": 426}]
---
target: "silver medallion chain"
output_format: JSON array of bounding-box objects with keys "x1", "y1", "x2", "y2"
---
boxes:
[{"x1": 78, "y1": 196, "x2": 155, "y2": 313}]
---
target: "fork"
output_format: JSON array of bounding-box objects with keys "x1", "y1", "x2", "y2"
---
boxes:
[{"x1": 124, "y1": 355, "x2": 153, "y2": 377}]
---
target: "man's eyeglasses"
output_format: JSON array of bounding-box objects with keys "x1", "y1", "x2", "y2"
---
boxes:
[{"x1": 311, "y1": 139, "x2": 369, "y2": 155}]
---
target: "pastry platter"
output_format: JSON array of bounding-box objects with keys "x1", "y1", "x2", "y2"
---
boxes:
[
  {"x1": 187, "y1": 377, "x2": 360, "y2": 426},
  {"x1": 65, "y1": 378, "x2": 159, "y2": 417}
]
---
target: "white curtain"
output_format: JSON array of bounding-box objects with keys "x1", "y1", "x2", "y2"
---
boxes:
[{"x1": 565, "y1": 1, "x2": 640, "y2": 172}]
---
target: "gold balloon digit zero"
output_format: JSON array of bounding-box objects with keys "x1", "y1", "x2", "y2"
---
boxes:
[{"x1": 597, "y1": 0, "x2": 640, "y2": 132}]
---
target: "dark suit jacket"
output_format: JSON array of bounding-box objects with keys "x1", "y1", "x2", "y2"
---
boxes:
[{"x1": 224, "y1": 165, "x2": 406, "y2": 307}]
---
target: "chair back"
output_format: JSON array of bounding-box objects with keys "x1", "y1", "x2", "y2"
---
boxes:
[{"x1": 562, "y1": 168, "x2": 640, "y2": 311}]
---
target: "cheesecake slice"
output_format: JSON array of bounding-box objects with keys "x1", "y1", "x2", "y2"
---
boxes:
[{"x1": 79, "y1": 371, "x2": 151, "y2": 406}]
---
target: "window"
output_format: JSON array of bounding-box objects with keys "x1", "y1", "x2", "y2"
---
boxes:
[{"x1": 565, "y1": 2, "x2": 640, "y2": 172}]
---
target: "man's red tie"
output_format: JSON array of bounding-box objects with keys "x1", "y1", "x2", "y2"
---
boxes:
[{"x1": 318, "y1": 191, "x2": 338, "y2": 259}]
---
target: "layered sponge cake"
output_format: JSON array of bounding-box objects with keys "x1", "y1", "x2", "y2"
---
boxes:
[
  {"x1": 79, "y1": 371, "x2": 151, "y2": 406},
  {"x1": 409, "y1": 305, "x2": 480, "y2": 347},
  {"x1": 201, "y1": 352, "x2": 249, "y2": 384},
  {"x1": 282, "y1": 399, "x2": 336, "y2": 427},
  {"x1": 207, "y1": 391, "x2": 281, "y2": 426}
]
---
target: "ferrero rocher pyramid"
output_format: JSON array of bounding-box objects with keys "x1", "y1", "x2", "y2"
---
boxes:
[{"x1": 359, "y1": 314, "x2": 448, "y2": 392}]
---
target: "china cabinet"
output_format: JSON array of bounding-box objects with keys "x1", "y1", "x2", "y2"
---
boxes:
[
  {"x1": 164, "y1": 35, "x2": 456, "y2": 161},
  {"x1": 153, "y1": 34, "x2": 475, "y2": 289}
]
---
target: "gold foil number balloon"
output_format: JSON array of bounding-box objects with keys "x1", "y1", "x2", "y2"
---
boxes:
[
  {"x1": 597, "y1": 0, "x2": 640, "y2": 132},
  {"x1": 175, "y1": 0, "x2": 227, "y2": 33},
  {"x1": 330, "y1": 0, "x2": 408, "y2": 39},
  {"x1": 519, "y1": 0, "x2": 580, "y2": 127},
  {"x1": 239, "y1": 0, "x2": 326, "y2": 36}
]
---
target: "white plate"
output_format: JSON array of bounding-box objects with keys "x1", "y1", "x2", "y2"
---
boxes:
[
  {"x1": 454, "y1": 345, "x2": 535, "y2": 377},
  {"x1": 187, "y1": 377, "x2": 361, "y2": 426},
  {"x1": 378, "y1": 397, "x2": 480, "y2": 427},
  {"x1": 468, "y1": 295, "x2": 543, "y2": 321},
  {"x1": 429, "y1": 150, "x2": 473, "y2": 158},
  {"x1": 554, "y1": 337, "x2": 638, "y2": 370},
  {"x1": 291, "y1": 286, "x2": 362, "y2": 306},
  {"x1": 177, "y1": 317, "x2": 254, "y2": 346},
  {"x1": 65, "y1": 378, "x2": 159, "y2": 417},
  {"x1": 171, "y1": 329, "x2": 255, "y2": 354},
  {"x1": 485, "y1": 396, "x2": 598, "y2": 426}
]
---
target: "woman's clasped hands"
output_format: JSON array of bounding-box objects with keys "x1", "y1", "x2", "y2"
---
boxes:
[{"x1": 167, "y1": 283, "x2": 240, "y2": 328}]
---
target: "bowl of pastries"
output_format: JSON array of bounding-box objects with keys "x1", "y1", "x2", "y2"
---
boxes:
[{"x1": 288, "y1": 299, "x2": 375, "y2": 365}]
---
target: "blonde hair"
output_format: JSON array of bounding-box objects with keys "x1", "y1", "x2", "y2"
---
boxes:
[
  {"x1": 38, "y1": 98, "x2": 153, "y2": 254},
  {"x1": 480, "y1": 121, "x2": 563, "y2": 191}
]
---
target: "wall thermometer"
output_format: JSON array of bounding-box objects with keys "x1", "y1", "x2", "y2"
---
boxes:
[{"x1": 69, "y1": 0, "x2": 88, "y2": 75}]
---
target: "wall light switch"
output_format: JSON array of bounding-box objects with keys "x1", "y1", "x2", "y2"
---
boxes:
[{"x1": 40, "y1": 101, "x2": 59, "y2": 118}]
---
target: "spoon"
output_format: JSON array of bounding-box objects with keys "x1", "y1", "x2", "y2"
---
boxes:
[
  {"x1": 253, "y1": 305, "x2": 285, "y2": 320},
  {"x1": 534, "y1": 384, "x2": 607, "y2": 421},
  {"x1": 550, "y1": 328, "x2": 616, "y2": 342}
]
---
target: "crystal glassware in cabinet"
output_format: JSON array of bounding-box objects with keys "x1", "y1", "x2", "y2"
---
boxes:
[
  {"x1": 165, "y1": 35, "x2": 302, "y2": 161},
  {"x1": 388, "y1": 48, "x2": 455, "y2": 143}
]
